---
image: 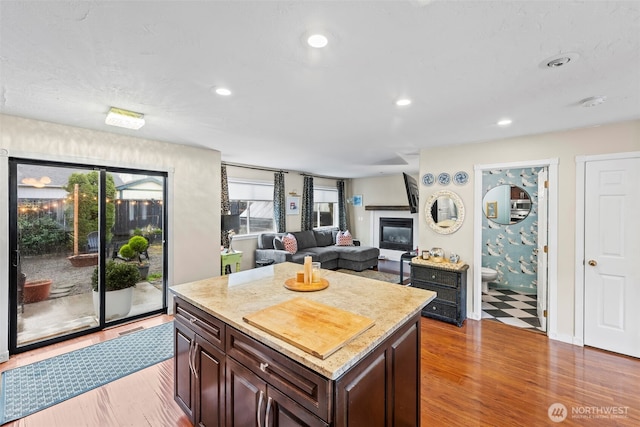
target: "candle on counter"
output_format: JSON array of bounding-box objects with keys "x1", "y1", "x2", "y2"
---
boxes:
[{"x1": 303, "y1": 256, "x2": 312, "y2": 284}]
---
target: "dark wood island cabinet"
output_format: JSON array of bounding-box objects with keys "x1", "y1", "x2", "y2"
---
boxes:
[{"x1": 171, "y1": 262, "x2": 434, "y2": 427}]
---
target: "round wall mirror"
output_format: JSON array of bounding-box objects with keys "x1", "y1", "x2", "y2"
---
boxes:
[
  {"x1": 482, "y1": 184, "x2": 531, "y2": 225},
  {"x1": 425, "y1": 190, "x2": 465, "y2": 235}
]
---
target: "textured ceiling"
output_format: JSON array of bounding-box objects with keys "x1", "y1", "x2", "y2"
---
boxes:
[{"x1": 1, "y1": 1, "x2": 639, "y2": 178}]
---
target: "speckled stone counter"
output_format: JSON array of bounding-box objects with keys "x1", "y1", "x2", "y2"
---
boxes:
[{"x1": 170, "y1": 262, "x2": 435, "y2": 380}]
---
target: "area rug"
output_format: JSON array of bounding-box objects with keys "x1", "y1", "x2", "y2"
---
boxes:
[
  {"x1": 337, "y1": 268, "x2": 400, "y2": 284},
  {"x1": 0, "y1": 321, "x2": 173, "y2": 424}
]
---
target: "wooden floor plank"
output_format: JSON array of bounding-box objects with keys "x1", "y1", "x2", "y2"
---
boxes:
[{"x1": 2, "y1": 314, "x2": 638, "y2": 426}]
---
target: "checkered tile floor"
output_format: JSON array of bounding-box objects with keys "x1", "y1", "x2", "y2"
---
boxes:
[{"x1": 482, "y1": 288, "x2": 544, "y2": 332}]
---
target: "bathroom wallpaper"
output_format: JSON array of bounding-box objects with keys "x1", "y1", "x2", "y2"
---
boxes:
[{"x1": 482, "y1": 167, "x2": 543, "y2": 292}]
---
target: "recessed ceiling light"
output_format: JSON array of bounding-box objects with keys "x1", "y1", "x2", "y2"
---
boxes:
[
  {"x1": 539, "y1": 52, "x2": 580, "y2": 69},
  {"x1": 497, "y1": 118, "x2": 512, "y2": 127},
  {"x1": 307, "y1": 34, "x2": 328, "y2": 48},
  {"x1": 215, "y1": 87, "x2": 232, "y2": 96},
  {"x1": 580, "y1": 96, "x2": 607, "y2": 107},
  {"x1": 396, "y1": 99, "x2": 412, "y2": 106},
  {"x1": 105, "y1": 107, "x2": 145, "y2": 130}
]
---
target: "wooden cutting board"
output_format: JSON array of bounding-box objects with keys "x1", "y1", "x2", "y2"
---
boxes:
[{"x1": 243, "y1": 297, "x2": 375, "y2": 359}]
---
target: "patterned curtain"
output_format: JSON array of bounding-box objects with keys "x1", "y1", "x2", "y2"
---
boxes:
[
  {"x1": 273, "y1": 171, "x2": 286, "y2": 233},
  {"x1": 337, "y1": 179, "x2": 349, "y2": 231},
  {"x1": 221, "y1": 165, "x2": 230, "y2": 248},
  {"x1": 301, "y1": 176, "x2": 314, "y2": 231}
]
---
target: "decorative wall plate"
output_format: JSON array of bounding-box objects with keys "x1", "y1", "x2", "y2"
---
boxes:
[
  {"x1": 437, "y1": 172, "x2": 451, "y2": 186},
  {"x1": 453, "y1": 171, "x2": 469, "y2": 185},
  {"x1": 422, "y1": 173, "x2": 435, "y2": 186}
]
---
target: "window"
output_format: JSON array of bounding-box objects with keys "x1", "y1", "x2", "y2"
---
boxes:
[
  {"x1": 228, "y1": 179, "x2": 275, "y2": 234},
  {"x1": 313, "y1": 187, "x2": 338, "y2": 228}
]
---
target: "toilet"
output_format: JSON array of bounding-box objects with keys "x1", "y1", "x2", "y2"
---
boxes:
[{"x1": 481, "y1": 267, "x2": 498, "y2": 293}]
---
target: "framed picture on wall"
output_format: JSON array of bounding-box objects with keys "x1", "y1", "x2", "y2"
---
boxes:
[
  {"x1": 486, "y1": 201, "x2": 498, "y2": 219},
  {"x1": 352, "y1": 195, "x2": 363, "y2": 207},
  {"x1": 286, "y1": 196, "x2": 300, "y2": 215}
]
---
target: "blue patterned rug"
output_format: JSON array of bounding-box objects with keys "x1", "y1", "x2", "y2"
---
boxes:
[{"x1": 0, "y1": 321, "x2": 173, "y2": 424}]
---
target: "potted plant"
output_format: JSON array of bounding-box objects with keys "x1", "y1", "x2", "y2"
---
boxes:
[
  {"x1": 118, "y1": 235, "x2": 150, "y2": 279},
  {"x1": 92, "y1": 260, "x2": 140, "y2": 320}
]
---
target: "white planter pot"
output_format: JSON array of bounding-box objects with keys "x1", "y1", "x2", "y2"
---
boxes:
[{"x1": 93, "y1": 287, "x2": 133, "y2": 320}]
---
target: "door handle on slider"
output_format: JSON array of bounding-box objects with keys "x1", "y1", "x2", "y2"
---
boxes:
[{"x1": 588, "y1": 260, "x2": 597, "y2": 267}]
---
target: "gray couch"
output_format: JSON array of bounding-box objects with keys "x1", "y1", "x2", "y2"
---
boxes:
[{"x1": 255, "y1": 228, "x2": 379, "y2": 271}]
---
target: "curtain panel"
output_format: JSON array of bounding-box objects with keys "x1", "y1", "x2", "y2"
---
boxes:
[
  {"x1": 221, "y1": 165, "x2": 230, "y2": 248},
  {"x1": 301, "y1": 176, "x2": 314, "y2": 231},
  {"x1": 337, "y1": 179, "x2": 349, "y2": 231},
  {"x1": 273, "y1": 171, "x2": 286, "y2": 233}
]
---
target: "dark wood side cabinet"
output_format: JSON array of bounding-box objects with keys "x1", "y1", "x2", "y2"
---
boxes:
[
  {"x1": 174, "y1": 296, "x2": 421, "y2": 426},
  {"x1": 410, "y1": 260, "x2": 468, "y2": 327}
]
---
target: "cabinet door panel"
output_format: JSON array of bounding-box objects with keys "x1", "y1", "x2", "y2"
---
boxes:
[
  {"x1": 335, "y1": 351, "x2": 386, "y2": 427},
  {"x1": 226, "y1": 357, "x2": 266, "y2": 427},
  {"x1": 174, "y1": 321, "x2": 195, "y2": 422},
  {"x1": 390, "y1": 322, "x2": 419, "y2": 427},
  {"x1": 267, "y1": 386, "x2": 328, "y2": 427},
  {"x1": 195, "y1": 336, "x2": 225, "y2": 427}
]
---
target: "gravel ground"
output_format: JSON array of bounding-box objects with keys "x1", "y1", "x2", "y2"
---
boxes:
[{"x1": 21, "y1": 243, "x2": 164, "y2": 296}]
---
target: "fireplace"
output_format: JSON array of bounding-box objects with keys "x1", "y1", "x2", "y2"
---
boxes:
[{"x1": 379, "y1": 217, "x2": 413, "y2": 252}]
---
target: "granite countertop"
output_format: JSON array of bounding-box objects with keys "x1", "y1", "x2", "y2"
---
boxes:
[{"x1": 170, "y1": 262, "x2": 435, "y2": 380}]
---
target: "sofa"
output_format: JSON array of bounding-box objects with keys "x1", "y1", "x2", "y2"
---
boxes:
[{"x1": 255, "y1": 228, "x2": 379, "y2": 272}]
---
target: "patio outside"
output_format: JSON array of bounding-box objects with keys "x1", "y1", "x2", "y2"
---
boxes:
[{"x1": 17, "y1": 243, "x2": 164, "y2": 347}]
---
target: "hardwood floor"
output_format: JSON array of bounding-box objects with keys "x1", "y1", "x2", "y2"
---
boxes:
[
  {"x1": 2, "y1": 315, "x2": 638, "y2": 426},
  {"x1": 421, "y1": 317, "x2": 640, "y2": 426}
]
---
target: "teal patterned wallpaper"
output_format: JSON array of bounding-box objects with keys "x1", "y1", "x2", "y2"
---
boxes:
[{"x1": 482, "y1": 167, "x2": 543, "y2": 291}]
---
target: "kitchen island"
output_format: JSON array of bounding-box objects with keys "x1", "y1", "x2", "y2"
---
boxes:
[{"x1": 170, "y1": 262, "x2": 435, "y2": 426}]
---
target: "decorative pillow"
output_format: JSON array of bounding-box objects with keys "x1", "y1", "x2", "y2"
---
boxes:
[
  {"x1": 336, "y1": 230, "x2": 354, "y2": 246},
  {"x1": 273, "y1": 236, "x2": 285, "y2": 250},
  {"x1": 282, "y1": 233, "x2": 298, "y2": 254}
]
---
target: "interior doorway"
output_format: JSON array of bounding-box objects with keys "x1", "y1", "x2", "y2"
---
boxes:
[{"x1": 472, "y1": 159, "x2": 558, "y2": 337}]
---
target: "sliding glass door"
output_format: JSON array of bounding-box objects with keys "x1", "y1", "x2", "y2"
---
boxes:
[{"x1": 9, "y1": 159, "x2": 167, "y2": 353}]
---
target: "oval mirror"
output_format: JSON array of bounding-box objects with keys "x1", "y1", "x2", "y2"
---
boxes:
[
  {"x1": 482, "y1": 184, "x2": 531, "y2": 225},
  {"x1": 425, "y1": 190, "x2": 465, "y2": 235}
]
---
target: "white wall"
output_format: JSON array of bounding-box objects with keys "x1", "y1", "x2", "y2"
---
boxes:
[
  {"x1": 0, "y1": 114, "x2": 221, "y2": 362},
  {"x1": 418, "y1": 120, "x2": 640, "y2": 340}
]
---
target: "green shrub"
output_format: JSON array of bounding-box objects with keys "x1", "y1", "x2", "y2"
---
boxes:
[
  {"x1": 118, "y1": 235, "x2": 149, "y2": 263},
  {"x1": 92, "y1": 260, "x2": 140, "y2": 291},
  {"x1": 18, "y1": 214, "x2": 70, "y2": 255}
]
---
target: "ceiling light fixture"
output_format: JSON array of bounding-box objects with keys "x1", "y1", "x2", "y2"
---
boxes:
[
  {"x1": 307, "y1": 34, "x2": 328, "y2": 48},
  {"x1": 497, "y1": 118, "x2": 512, "y2": 127},
  {"x1": 580, "y1": 96, "x2": 606, "y2": 107},
  {"x1": 396, "y1": 98, "x2": 412, "y2": 106},
  {"x1": 105, "y1": 107, "x2": 145, "y2": 130},
  {"x1": 539, "y1": 52, "x2": 580, "y2": 69},
  {"x1": 215, "y1": 87, "x2": 232, "y2": 96}
]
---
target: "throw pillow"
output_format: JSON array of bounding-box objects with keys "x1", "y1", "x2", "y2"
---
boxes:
[
  {"x1": 282, "y1": 233, "x2": 298, "y2": 254},
  {"x1": 273, "y1": 236, "x2": 285, "y2": 250},
  {"x1": 336, "y1": 230, "x2": 354, "y2": 246}
]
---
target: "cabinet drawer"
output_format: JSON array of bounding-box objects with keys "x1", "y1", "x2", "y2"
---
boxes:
[
  {"x1": 412, "y1": 281, "x2": 457, "y2": 304},
  {"x1": 174, "y1": 297, "x2": 225, "y2": 350},
  {"x1": 226, "y1": 327, "x2": 331, "y2": 422},
  {"x1": 422, "y1": 299, "x2": 458, "y2": 320},
  {"x1": 412, "y1": 267, "x2": 458, "y2": 287}
]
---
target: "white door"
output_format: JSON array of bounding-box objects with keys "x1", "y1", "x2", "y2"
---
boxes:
[
  {"x1": 584, "y1": 157, "x2": 640, "y2": 358},
  {"x1": 536, "y1": 169, "x2": 548, "y2": 331}
]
